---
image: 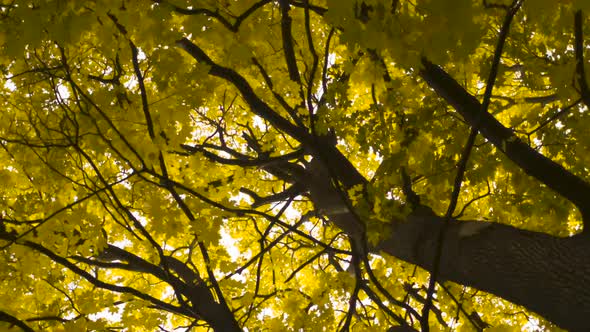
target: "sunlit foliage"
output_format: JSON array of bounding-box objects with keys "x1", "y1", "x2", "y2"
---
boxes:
[{"x1": 1, "y1": 0, "x2": 589, "y2": 331}]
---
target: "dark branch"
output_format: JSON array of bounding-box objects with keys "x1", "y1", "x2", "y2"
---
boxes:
[
  {"x1": 0, "y1": 310, "x2": 34, "y2": 332},
  {"x1": 420, "y1": 59, "x2": 590, "y2": 224},
  {"x1": 289, "y1": 1, "x2": 327, "y2": 15},
  {"x1": 177, "y1": 38, "x2": 367, "y2": 190},
  {"x1": 240, "y1": 184, "x2": 303, "y2": 208},
  {"x1": 422, "y1": 2, "x2": 522, "y2": 327},
  {"x1": 400, "y1": 167, "x2": 420, "y2": 208},
  {"x1": 480, "y1": 0, "x2": 523, "y2": 116},
  {"x1": 153, "y1": 0, "x2": 272, "y2": 32},
  {"x1": 176, "y1": 38, "x2": 310, "y2": 144},
  {"x1": 527, "y1": 98, "x2": 582, "y2": 135},
  {"x1": 251, "y1": 57, "x2": 306, "y2": 127},
  {"x1": 279, "y1": 0, "x2": 301, "y2": 82},
  {"x1": 574, "y1": 10, "x2": 590, "y2": 108},
  {"x1": 420, "y1": 128, "x2": 478, "y2": 328},
  {"x1": 20, "y1": 240, "x2": 192, "y2": 317}
]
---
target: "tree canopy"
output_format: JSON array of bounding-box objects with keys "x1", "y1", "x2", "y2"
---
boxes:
[{"x1": 1, "y1": 0, "x2": 590, "y2": 331}]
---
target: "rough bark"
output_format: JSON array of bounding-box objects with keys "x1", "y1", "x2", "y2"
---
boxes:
[{"x1": 378, "y1": 212, "x2": 590, "y2": 331}]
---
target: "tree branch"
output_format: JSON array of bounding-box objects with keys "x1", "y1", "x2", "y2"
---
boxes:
[
  {"x1": 251, "y1": 57, "x2": 306, "y2": 127},
  {"x1": 176, "y1": 38, "x2": 310, "y2": 143},
  {"x1": 240, "y1": 184, "x2": 303, "y2": 208},
  {"x1": 422, "y1": 2, "x2": 522, "y2": 327},
  {"x1": 420, "y1": 58, "x2": 590, "y2": 223},
  {"x1": 0, "y1": 310, "x2": 34, "y2": 332},
  {"x1": 574, "y1": 10, "x2": 590, "y2": 108},
  {"x1": 153, "y1": 0, "x2": 272, "y2": 32},
  {"x1": 279, "y1": 0, "x2": 301, "y2": 82},
  {"x1": 177, "y1": 37, "x2": 367, "y2": 191},
  {"x1": 19, "y1": 240, "x2": 193, "y2": 317}
]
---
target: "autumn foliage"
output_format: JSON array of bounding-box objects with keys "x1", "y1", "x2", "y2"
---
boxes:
[{"x1": 2, "y1": 0, "x2": 590, "y2": 331}]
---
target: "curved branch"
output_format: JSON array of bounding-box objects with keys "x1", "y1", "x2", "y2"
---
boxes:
[
  {"x1": 21, "y1": 240, "x2": 193, "y2": 317},
  {"x1": 176, "y1": 38, "x2": 310, "y2": 143}
]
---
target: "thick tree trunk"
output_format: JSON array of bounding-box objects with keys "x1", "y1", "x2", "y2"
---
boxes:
[
  {"x1": 206, "y1": 309, "x2": 242, "y2": 332},
  {"x1": 376, "y1": 210, "x2": 590, "y2": 331}
]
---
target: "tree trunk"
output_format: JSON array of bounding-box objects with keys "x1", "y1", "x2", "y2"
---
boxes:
[{"x1": 376, "y1": 210, "x2": 590, "y2": 331}]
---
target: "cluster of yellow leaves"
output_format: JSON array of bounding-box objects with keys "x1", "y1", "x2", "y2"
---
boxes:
[{"x1": 0, "y1": 0, "x2": 585, "y2": 330}]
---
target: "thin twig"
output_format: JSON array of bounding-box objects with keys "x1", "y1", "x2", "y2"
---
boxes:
[{"x1": 420, "y1": 1, "x2": 522, "y2": 329}]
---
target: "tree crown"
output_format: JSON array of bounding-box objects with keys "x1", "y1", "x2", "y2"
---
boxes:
[{"x1": 1, "y1": 0, "x2": 589, "y2": 331}]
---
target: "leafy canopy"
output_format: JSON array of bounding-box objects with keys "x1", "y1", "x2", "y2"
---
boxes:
[{"x1": 0, "y1": 0, "x2": 588, "y2": 331}]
